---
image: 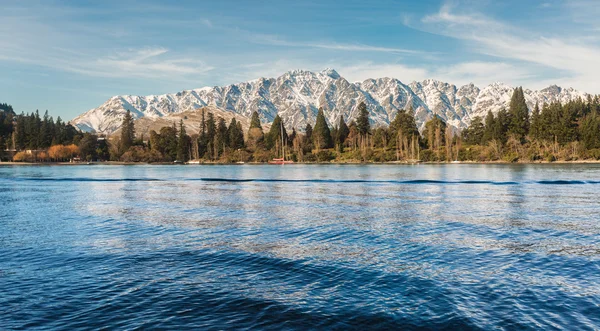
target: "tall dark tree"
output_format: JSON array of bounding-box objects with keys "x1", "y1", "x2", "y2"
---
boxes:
[
  {"x1": 249, "y1": 111, "x2": 262, "y2": 131},
  {"x1": 246, "y1": 111, "x2": 264, "y2": 150},
  {"x1": 176, "y1": 120, "x2": 190, "y2": 162},
  {"x1": 228, "y1": 118, "x2": 244, "y2": 149},
  {"x1": 215, "y1": 117, "x2": 228, "y2": 157},
  {"x1": 120, "y1": 110, "x2": 135, "y2": 152},
  {"x1": 312, "y1": 108, "x2": 332, "y2": 150},
  {"x1": 265, "y1": 115, "x2": 288, "y2": 151},
  {"x1": 79, "y1": 133, "x2": 98, "y2": 161},
  {"x1": 205, "y1": 112, "x2": 216, "y2": 159},
  {"x1": 423, "y1": 116, "x2": 447, "y2": 149},
  {"x1": 530, "y1": 102, "x2": 542, "y2": 141},
  {"x1": 356, "y1": 102, "x2": 370, "y2": 136},
  {"x1": 389, "y1": 108, "x2": 419, "y2": 148},
  {"x1": 463, "y1": 116, "x2": 485, "y2": 145},
  {"x1": 580, "y1": 110, "x2": 600, "y2": 149},
  {"x1": 336, "y1": 115, "x2": 350, "y2": 147},
  {"x1": 508, "y1": 87, "x2": 529, "y2": 141}
]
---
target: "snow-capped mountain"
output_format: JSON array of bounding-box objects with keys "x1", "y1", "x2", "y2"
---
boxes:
[{"x1": 71, "y1": 69, "x2": 589, "y2": 134}]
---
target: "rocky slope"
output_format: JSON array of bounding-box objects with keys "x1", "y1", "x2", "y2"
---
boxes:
[{"x1": 71, "y1": 69, "x2": 589, "y2": 134}]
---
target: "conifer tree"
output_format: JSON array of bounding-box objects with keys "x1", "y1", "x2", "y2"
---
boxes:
[
  {"x1": 205, "y1": 112, "x2": 216, "y2": 159},
  {"x1": 120, "y1": 110, "x2": 135, "y2": 153},
  {"x1": 176, "y1": 119, "x2": 189, "y2": 162},
  {"x1": 249, "y1": 111, "x2": 262, "y2": 130},
  {"x1": 228, "y1": 118, "x2": 244, "y2": 149},
  {"x1": 508, "y1": 87, "x2": 530, "y2": 141},
  {"x1": 236, "y1": 122, "x2": 244, "y2": 148},
  {"x1": 580, "y1": 110, "x2": 600, "y2": 149},
  {"x1": 356, "y1": 102, "x2": 370, "y2": 136},
  {"x1": 265, "y1": 115, "x2": 288, "y2": 152},
  {"x1": 463, "y1": 116, "x2": 485, "y2": 145},
  {"x1": 530, "y1": 102, "x2": 542, "y2": 141},
  {"x1": 312, "y1": 108, "x2": 332, "y2": 151},
  {"x1": 303, "y1": 123, "x2": 313, "y2": 152},
  {"x1": 247, "y1": 111, "x2": 264, "y2": 150},
  {"x1": 389, "y1": 108, "x2": 419, "y2": 148},
  {"x1": 336, "y1": 115, "x2": 350, "y2": 148}
]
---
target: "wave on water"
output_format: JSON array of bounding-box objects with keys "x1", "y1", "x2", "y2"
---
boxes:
[{"x1": 4, "y1": 177, "x2": 600, "y2": 185}]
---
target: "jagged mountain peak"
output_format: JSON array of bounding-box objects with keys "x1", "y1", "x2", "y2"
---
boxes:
[{"x1": 71, "y1": 69, "x2": 590, "y2": 135}]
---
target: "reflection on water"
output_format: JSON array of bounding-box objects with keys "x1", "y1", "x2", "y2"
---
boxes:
[{"x1": 1, "y1": 164, "x2": 599, "y2": 330}]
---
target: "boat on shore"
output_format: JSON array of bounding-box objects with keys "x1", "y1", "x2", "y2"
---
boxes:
[
  {"x1": 268, "y1": 158, "x2": 294, "y2": 165},
  {"x1": 269, "y1": 120, "x2": 294, "y2": 165}
]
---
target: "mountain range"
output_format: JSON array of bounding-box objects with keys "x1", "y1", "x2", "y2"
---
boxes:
[{"x1": 71, "y1": 69, "x2": 589, "y2": 135}]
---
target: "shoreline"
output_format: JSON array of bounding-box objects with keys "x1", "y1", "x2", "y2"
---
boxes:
[{"x1": 2, "y1": 160, "x2": 600, "y2": 166}]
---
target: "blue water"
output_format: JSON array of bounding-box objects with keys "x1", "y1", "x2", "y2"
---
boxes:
[{"x1": 1, "y1": 164, "x2": 599, "y2": 330}]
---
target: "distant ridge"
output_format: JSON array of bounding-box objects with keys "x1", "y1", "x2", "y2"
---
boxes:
[{"x1": 71, "y1": 69, "x2": 589, "y2": 134}]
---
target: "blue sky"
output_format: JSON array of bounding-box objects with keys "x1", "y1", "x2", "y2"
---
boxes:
[{"x1": 2, "y1": 0, "x2": 600, "y2": 120}]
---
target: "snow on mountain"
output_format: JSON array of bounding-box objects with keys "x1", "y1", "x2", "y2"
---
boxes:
[{"x1": 71, "y1": 69, "x2": 590, "y2": 135}]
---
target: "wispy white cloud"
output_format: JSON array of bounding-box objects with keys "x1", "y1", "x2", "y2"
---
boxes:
[
  {"x1": 416, "y1": 1, "x2": 600, "y2": 92},
  {"x1": 247, "y1": 33, "x2": 424, "y2": 54}
]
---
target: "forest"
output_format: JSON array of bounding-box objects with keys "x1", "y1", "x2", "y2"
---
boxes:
[{"x1": 2, "y1": 86, "x2": 600, "y2": 163}]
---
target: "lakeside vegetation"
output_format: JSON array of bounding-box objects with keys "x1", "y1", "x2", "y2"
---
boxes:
[{"x1": 2, "y1": 87, "x2": 600, "y2": 164}]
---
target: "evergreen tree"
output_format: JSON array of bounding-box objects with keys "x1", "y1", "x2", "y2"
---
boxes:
[
  {"x1": 120, "y1": 110, "x2": 135, "y2": 153},
  {"x1": 249, "y1": 111, "x2": 262, "y2": 130},
  {"x1": 236, "y1": 122, "x2": 244, "y2": 148},
  {"x1": 303, "y1": 123, "x2": 313, "y2": 152},
  {"x1": 463, "y1": 116, "x2": 485, "y2": 145},
  {"x1": 215, "y1": 117, "x2": 228, "y2": 157},
  {"x1": 265, "y1": 115, "x2": 288, "y2": 151},
  {"x1": 38, "y1": 111, "x2": 51, "y2": 148},
  {"x1": 423, "y1": 116, "x2": 447, "y2": 149},
  {"x1": 206, "y1": 112, "x2": 216, "y2": 159},
  {"x1": 246, "y1": 111, "x2": 264, "y2": 150},
  {"x1": 508, "y1": 87, "x2": 529, "y2": 141},
  {"x1": 356, "y1": 102, "x2": 370, "y2": 136},
  {"x1": 14, "y1": 114, "x2": 26, "y2": 150},
  {"x1": 176, "y1": 119, "x2": 190, "y2": 162},
  {"x1": 79, "y1": 133, "x2": 98, "y2": 161},
  {"x1": 336, "y1": 115, "x2": 350, "y2": 147},
  {"x1": 311, "y1": 108, "x2": 332, "y2": 150},
  {"x1": 530, "y1": 102, "x2": 542, "y2": 141},
  {"x1": 157, "y1": 125, "x2": 178, "y2": 161},
  {"x1": 228, "y1": 118, "x2": 244, "y2": 149},
  {"x1": 388, "y1": 108, "x2": 419, "y2": 148},
  {"x1": 580, "y1": 110, "x2": 600, "y2": 149}
]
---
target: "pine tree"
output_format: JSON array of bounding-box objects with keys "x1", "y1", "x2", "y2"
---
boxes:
[
  {"x1": 508, "y1": 87, "x2": 529, "y2": 141},
  {"x1": 236, "y1": 122, "x2": 244, "y2": 148},
  {"x1": 176, "y1": 119, "x2": 189, "y2": 162},
  {"x1": 265, "y1": 115, "x2": 288, "y2": 152},
  {"x1": 336, "y1": 115, "x2": 350, "y2": 148},
  {"x1": 215, "y1": 117, "x2": 228, "y2": 157},
  {"x1": 228, "y1": 118, "x2": 244, "y2": 149},
  {"x1": 530, "y1": 102, "x2": 542, "y2": 141},
  {"x1": 120, "y1": 110, "x2": 135, "y2": 153},
  {"x1": 246, "y1": 111, "x2": 264, "y2": 150},
  {"x1": 580, "y1": 110, "x2": 600, "y2": 149},
  {"x1": 303, "y1": 123, "x2": 313, "y2": 153},
  {"x1": 482, "y1": 111, "x2": 496, "y2": 144},
  {"x1": 249, "y1": 111, "x2": 262, "y2": 130},
  {"x1": 198, "y1": 109, "x2": 207, "y2": 158},
  {"x1": 356, "y1": 102, "x2": 370, "y2": 136},
  {"x1": 389, "y1": 108, "x2": 419, "y2": 148},
  {"x1": 312, "y1": 108, "x2": 332, "y2": 151},
  {"x1": 495, "y1": 108, "x2": 510, "y2": 144},
  {"x1": 205, "y1": 112, "x2": 216, "y2": 159},
  {"x1": 463, "y1": 116, "x2": 485, "y2": 145}
]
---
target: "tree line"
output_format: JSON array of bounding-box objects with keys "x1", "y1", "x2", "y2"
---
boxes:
[
  {"x1": 0, "y1": 106, "x2": 110, "y2": 162},
  {"x1": 96, "y1": 87, "x2": 600, "y2": 163},
  {"x1": 5, "y1": 86, "x2": 600, "y2": 163}
]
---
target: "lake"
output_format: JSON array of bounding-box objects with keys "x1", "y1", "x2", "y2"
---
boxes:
[{"x1": 1, "y1": 164, "x2": 599, "y2": 330}]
